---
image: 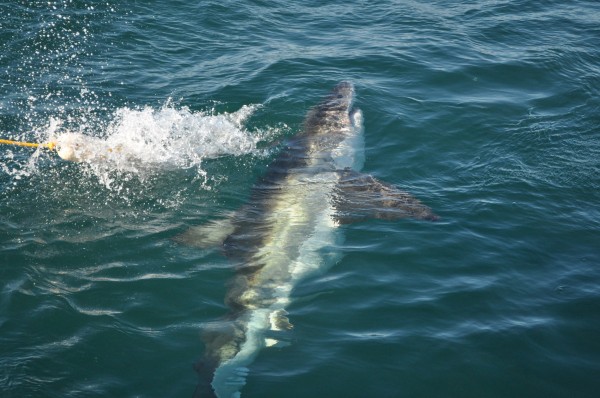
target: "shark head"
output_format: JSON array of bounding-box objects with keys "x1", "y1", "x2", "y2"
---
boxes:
[
  {"x1": 321, "y1": 81, "x2": 355, "y2": 111},
  {"x1": 304, "y1": 81, "x2": 355, "y2": 137},
  {"x1": 300, "y1": 81, "x2": 363, "y2": 169}
]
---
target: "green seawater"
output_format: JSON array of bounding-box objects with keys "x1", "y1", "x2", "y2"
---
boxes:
[{"x1": 1, "y1": 1, "x2": 599, "y2": 397}]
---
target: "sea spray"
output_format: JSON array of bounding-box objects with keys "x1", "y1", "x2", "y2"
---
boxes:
[
  {"x1": 46, "y1": 102, "x2": 267, "y2": 186},
  {"x1": 1, "y1": 99, "x2": 288, "y2": 216}
]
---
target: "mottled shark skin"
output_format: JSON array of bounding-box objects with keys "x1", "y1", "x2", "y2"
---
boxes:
[{"x1": 187, "y1": 82, "x2": 438, "y2": 397}]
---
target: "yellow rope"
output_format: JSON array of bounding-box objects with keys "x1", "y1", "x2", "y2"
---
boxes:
[{"x1": 0, "y1": 138, "x2": 56, "y2": 151}]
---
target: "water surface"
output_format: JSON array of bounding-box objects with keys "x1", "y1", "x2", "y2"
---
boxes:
[{"x1": 1, "y1": 1, "x2": 599, "y2": 397}]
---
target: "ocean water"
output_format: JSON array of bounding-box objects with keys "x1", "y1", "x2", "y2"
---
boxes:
[{"x1": 1, "y1": 1, "x2": 599, "y2": 397}]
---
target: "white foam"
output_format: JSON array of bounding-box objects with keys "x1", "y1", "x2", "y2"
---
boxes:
[
  {"x1": 50, "y1": 102, "x2": 263, "y2": 170},
  {"x1": 1, "y1": 99, "x2": 284, "y2": 203}
]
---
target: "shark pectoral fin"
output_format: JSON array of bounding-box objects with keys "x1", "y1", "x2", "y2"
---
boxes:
[
  {"x1": 269, "y1": 309, "x2": 293, "y2": 331},
  {"x1": 265, "y1": 309, "x2": 293, "y2": 347},
  {"x1": 265, "y1": 337, "x2": 292, "y2": 348},
  {"x1": 174, "y1": 216, "x2": 237, "y2": 248},
  {"x1": 333, "y1": 169, "x2": 439, "y2": 223}
]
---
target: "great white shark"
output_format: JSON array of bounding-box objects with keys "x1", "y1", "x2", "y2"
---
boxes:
[{"x1": 182, "y1": 82, "x2": 438, "y2": 397}]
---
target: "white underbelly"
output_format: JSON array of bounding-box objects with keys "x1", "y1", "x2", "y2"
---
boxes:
[{"x1": 212, "y1": 171, "x2": 343, "y2": 398}]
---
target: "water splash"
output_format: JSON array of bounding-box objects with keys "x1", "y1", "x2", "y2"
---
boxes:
[
  {"x1": 0, "y1": 99, "x2": 289, "y2": 220},
  {"x1": 45, "y1": 101, "x2": 268, "y2": 188},
  {"x1": 0, "y1": 1, "x2": 289, "y2": 213}
]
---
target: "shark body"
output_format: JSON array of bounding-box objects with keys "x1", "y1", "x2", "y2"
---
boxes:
[{"x1": 185, "y1": 82, "x2": 438, "y2": 397}]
